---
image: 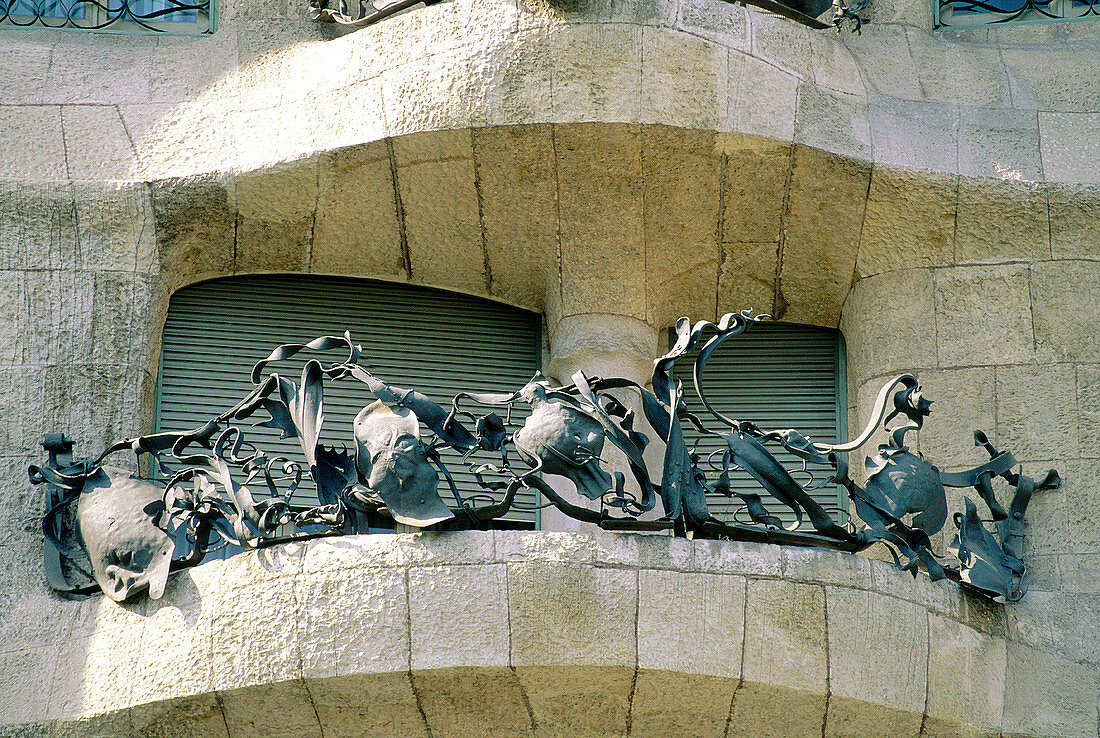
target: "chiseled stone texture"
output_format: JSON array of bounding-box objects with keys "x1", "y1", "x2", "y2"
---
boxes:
[{"x1": 2, "y1": 531, "x2": 1092, "y2": 736}]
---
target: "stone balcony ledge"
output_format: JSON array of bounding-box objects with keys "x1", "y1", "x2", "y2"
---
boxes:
[{"x1": 1, "y1": 530, "x2": 1096, "y2": 736}]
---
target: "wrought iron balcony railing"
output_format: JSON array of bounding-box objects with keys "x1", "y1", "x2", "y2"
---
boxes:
[
  {"x1": 936, "y1": 0, "x2": 1099, "y2": 26},
  {"x1": 0, "y1": 0, "x2": 212, "y2": 33}
]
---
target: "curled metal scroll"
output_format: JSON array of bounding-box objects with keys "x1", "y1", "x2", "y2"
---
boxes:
[{"x1": 32, "y1": 316, "x2": 1058, "y2": 603}]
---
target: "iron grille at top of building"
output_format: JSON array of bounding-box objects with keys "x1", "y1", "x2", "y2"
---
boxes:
[
  {"x1": 0, "y1": 0, "x2": 213, "y2": 33},
  {"x1": 935, "y1": 0, "x2": 1099, "y2": 26}
]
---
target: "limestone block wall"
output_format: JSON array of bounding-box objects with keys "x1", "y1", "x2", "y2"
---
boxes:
[{"x1": 5, "y1": 531, "x2": 1095, "y2": 737}]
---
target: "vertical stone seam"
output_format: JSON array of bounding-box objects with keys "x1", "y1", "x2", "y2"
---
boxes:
[
  {"x1": 503, "y1": 563, "x2": 538, "y2": 734},
  {"x1": 820, "y1": 585, "x2": 831, "y2": 738},
  {"x1": 917, "y1": 612, "x2": 931, "y2": 736},
  {"x1": 115, "y1": 105, "x2": 144, "y2": 180},
  {"x1": 290, "y1": 577, "x2": 326, "y2": 738},
  {"x1": 385, "y1": 137, "x2": 412, "y2": 280},
  {"x1": 1026, "y1": 264, "x2": 1038, "y2": 357},
  {"x1": 1034, "y1": 109, "x2": 1053, "y2": 260},
  {"x1": 212, "y1": 689, "x2": 232, "y2": 738},
  {"x1": 931, "y1": 267, "x2": 942, "y2": 370},
  {"x1": 470, "y1": 129, "x2": 492, "y2": 293},
  {"x1": 715, "y1": 152, "x2": 727, "y2": 320},
  {"x1": 722, "y1": 576, "x2": 749, "y2": 738},
  {"x1": 639, "y1": 121, "x2": 650, "y2": 324},
  {"x1": 773, "y1": 138, "x2": 797, "y2": 319},
  {"x1": 950, "y1": 172, "x2": 960, "y2": 267},
  {"x1": 853, "y1": 162, "x2": 875, "y2": 288},
  {"x1": 549, "y1": 124, "x2": 564, "y2": 308},
  {"x1": 625, "y1": 568, "x2": 640, "y2": 736},
  {"x1": 404, "y1": 568, "x2": 434, "y2": 737},
  {"x1": 305, "y1": 157, "x2": 320, "y2": 273},
  {"x1": 998, "y1": 44, "x2": 1016, "y2": 109},
  {"x1": 58, "y1": 107, "x2": 72, "y2": 182}
]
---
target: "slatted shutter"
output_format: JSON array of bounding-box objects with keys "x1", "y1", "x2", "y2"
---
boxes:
[
  {"x1": 155, "y1": 275, "x2": 542, "y2": 527},
  {"x1": 673, "y1": 322, "x2": 847, "y2": 527}
]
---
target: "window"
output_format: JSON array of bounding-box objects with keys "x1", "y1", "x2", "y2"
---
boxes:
[
  {"x1": 673, "y1": 322, "x2": 848, "y2": 528},
  {"x1": 1, "y1": 0, "x2": 212, "y2": 33},
  {"x1": 154, "y1": 275, "x2": 543, "y2": 536},
  {"x1": 935, "y1": 0, "x2": 1098, "y2": 28}
]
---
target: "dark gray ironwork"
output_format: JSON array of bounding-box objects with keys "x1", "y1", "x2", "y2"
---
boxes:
[
  {"x1": 32, "y1": 313, "x2": 1058, "y2": 603},
  {"x1": 832, "y1": 0, "x2": 868, "y2": 31},
  {"x1": 310, "y1": 0, "x2": 832, "y2": 31},
  {"x1": 935, "y1": 0, "x2": 1099, "y2": 27},
  {"x1": 0, "y1": 0, "x2": 211, "y2": 32}
]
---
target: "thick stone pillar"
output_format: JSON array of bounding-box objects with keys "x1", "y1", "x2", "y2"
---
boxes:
[{"x1": 541, "y1": 314, "x2": 662, "y2": 531}]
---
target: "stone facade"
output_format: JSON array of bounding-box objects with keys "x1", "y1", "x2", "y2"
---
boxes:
[{"x1": 1, "y1": 0, "x2": 1099, "y2": 734}]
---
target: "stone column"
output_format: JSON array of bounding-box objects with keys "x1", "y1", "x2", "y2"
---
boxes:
[{"x1": 540, "y1": 314, "x2": 662, "y2": 531}]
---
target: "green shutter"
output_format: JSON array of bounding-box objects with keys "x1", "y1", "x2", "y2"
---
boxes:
[
  {"x1": 155, "y1": 275, "x2": 542, "y2": 527},
  {"x1": 672, "y1": 322, "x2": 847, "y2": 527}
]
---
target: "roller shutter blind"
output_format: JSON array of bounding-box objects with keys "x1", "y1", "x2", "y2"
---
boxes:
[
  {"x1": 155, "y1": 275, "x2": 542, "y2": 528},
  {"x1": 673, "y1": 322, "x2": 847, "y2": 528}
]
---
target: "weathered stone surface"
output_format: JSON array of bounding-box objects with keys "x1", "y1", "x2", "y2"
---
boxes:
[
  {"x1": 934, "y1": 264, "x2": 1033, "y2": 368},
  {"x1": 1002, "y1": 641, "x2": 1100, "y2": 737},
  {"x1": 778, "y1": 146, "x2": 868, "y2": 326},
  {"x1": 826, "y1": 587, "x2": 928, "y2": 719},
  {"x1": 692, "y1": 538, "x2": 783, "y2": 576},
  {"x1": 0, "y1": 36, "x2": 53, "y2": 106},
  {"x1": 514, "y1": 665, "x2": 633, "y2": 736},
  {"x1": 312, "y1": 142, "x2": 405, "y2": 279},
  {"x1": 995, "y1": 363, "x2": 1078, "y2": 462},
  {"x1": 913, "y1": 366, "x2": 996, "y2": 471},
  {"x1": 781, "y1": 547, "x2": 871, "y2": 589},
  {"x1": 926, "y1": 615, "x2": 1006, "y2": 731},
  {"x1": 678, "y1": 0, "x2": 748, "y2": 49},
  {"x1": 867, "y1": 95, "x2": 957, "y2": 173},
  {"x1": 1048, "y1": 183, "x2": 1100, "y2": 259},
  {"x1": 742, "y1": 579, "x2": 827, "y2": 693},
  {"x1": 550, "y1": 24, "x2": 642, "y2": 122},
  {"x1": 234, "y1": 159, "x2": 317, "y2": 273},
  {"x1": 718, "y1": 241, "x2": 777, "y2": 316},
  {"x1": 1039, "y1": 111, "x2": 1100, "y2": 184},
  {"x1": 909, "y1": 35, "x2": 1011, "y2": 109},
  {"x1": 62, "y1": 107, "x2": 139, "y2": 182},
  {"x1": 957, "y1": 106, "x2": 1042, "y2": 182},
  {"x1": 726, "y1": 53, "x2": 798, "y2": 141},
  {"x1": 749, "y1": 12, "x2": 812, "y2": 82},
  {"x1": 42, "y1": 35, "x2": 154, "y2": 106},
  {"x1": 630, "y1": 671, "x2": 736, "y2": 737},
  {"x1": 642, "y1": 126, "x2": 720, "y2": 327},
  {"x1": 0, "y1": 648, "x2": 54, "y2": 726},
  {"x1": 150, "y1": 176, "x2": 235, "y2": 290},
  {"x1": 130, "y1": 693, "x2": 230, "y2": 738},
  {"x1": 824, "y1": 696, "x2": 924, "y2": 737},
  {"x1": 209, "y1": 581, "x2": 302, "y2": 691},
  {"x1": 794, "y1": 85, "x2": 871, "y2": 161},
  {"x1": 841, "y1": 269, "x2": 937, "y2": 380},
  {"x1": 218, "y1": 679, "x2": 323, "y2": 738},
  {"x1": 412, "y1": 667, "x2": 534, "y2": 737},
  {"x1": 637, "y1": 570, "x2": 744, "y2": 677},
  {"x1": 409, "y1": 565, "x2": 509, "y2": 670},
  {"x1": 720, "y1": 135, "x2": 790, "y2": 245},
  {"x1": 508, "y1": 563, "x2": 636, "y2": 667},
  {"x1": 131, "y1": 577, "x2": 216, "y2": 706},
  {"x1": 1032, "y1": 260, "x2": 1100, "y2": 363},
  {"x1": 857, "y1": 166, "x2": 956, "y2": 277},
  {"x1": 0, "y1": 106, "x2": 66, "y2": 181},
  {"x1": 1001, "y1": 47, "x2": 1100, "y2": 113},
  {"x1": 0, "y1": 181, "x2": 78, "y2": 271},
  {"x1": 295, "y1": 566, "x2": 408, "y2": 679},
  {"x1": 727, "y1": 682, "x2": 826, "y2": 738},
  {"x1": 807, "y1": 33, "x2": 863, "y2": 97},
  {"x1": 640, "y1": 29, "x2": 726, "y2": 130},
  {"x1": 556, "y1": 124, "x2": 646, "y2": 319},
  {"x1": 468, "y1": 27, "x2": 552, "y2": 129},
  {"x1": 472, "y1": 124, "x2": 556, "y2": 311},
  {"x1": 955, "y1": 177, "x2": 1049, "y2": 264},
  {"x1": 310, "y1": 672, "x2": 427, "y2": 738},
  {"x1": 393, "y1": 130, "x2": 486, "y2": 292}
]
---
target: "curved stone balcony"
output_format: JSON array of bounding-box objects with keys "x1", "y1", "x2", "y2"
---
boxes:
[{"x1": 4, "y1": 530, "x2": 1093, "y2": 737}]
